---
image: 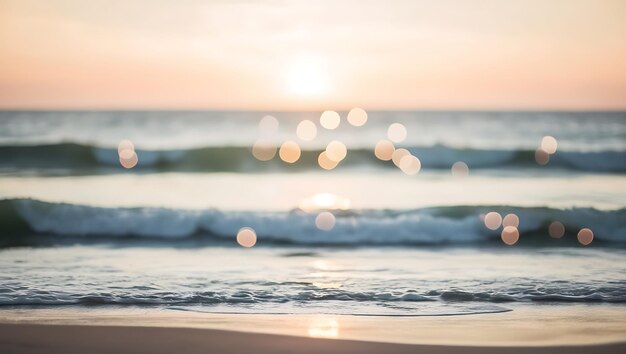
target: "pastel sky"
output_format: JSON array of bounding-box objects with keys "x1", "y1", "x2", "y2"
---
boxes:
[{"x1": 1, "y1": 0, "x2": 625, "y2": 110}]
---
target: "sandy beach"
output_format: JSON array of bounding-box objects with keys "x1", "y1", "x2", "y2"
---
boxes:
[
  {"x1": 1, "y1": 304, "x2": 625, "y2": 353},
  {"x1": 2, "y1": 323, "x2": 626, "y2": 354}
]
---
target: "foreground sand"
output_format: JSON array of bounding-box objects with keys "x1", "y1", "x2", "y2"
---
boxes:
[
  {"x1": 1, "y1": 323, "x2": 626, "y2": 354},
  {"x1": 1, "y1": 304, "x2": 625, "y2": 353}
]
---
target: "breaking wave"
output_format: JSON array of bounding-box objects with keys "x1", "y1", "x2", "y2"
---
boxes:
[{"x1": 2, "y1": 199, "x2": 624, "y2": 244}]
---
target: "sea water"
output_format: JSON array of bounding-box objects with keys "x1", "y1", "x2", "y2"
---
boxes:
[{"x1": 0, "y1": 111, "x2": 625, "y2": 315}]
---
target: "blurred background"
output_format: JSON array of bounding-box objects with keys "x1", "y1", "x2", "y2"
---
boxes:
[{"x1": 0, "y1": 0, "x2": 625, "y2": 317}]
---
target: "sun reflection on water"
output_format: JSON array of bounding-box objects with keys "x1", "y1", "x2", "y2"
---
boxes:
[
  {"x1": 307, "y1": 316, "x2": 340, "y2": 338},
  {"x1": 312, "y1": 260, "x2": 334, "y2": 271},
  {"x1": 299, "y1": 193, "x2": 351, "y2": 211}
]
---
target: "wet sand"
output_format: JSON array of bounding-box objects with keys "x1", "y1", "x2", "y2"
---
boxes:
[
  {"x1": 1, "y1": 323, "x2": 626, "y2": 354},
  {"x1": 1, "y1": 304, "x2": 625, "y2": 353}
]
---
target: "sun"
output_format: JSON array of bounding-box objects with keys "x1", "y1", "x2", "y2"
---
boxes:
[{"x1": 284, "y1": 54, "x2": 331, "y2": 97}]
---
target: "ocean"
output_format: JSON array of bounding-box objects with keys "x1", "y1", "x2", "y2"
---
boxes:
[{"x1": 1, "y1": 110, "x2": 625, "y2": 316}]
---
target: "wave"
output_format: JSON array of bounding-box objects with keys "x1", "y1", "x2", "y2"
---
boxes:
[
  {"x1": 2, "y1": 283, "x2": 625, "y2": 308},
  {"x1": 1, "y1": 199, "x2": 624, "y2": 245},
  {"x1": 1, "y1": 142, "x2": 625, "y2": 172}
]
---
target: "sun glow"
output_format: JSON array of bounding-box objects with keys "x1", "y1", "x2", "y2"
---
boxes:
[
  {"x1": 299, "y1": 193, "x2": 351, "y2": 211},
  {"x1": 284, "y1": 54, "x2": 331, "y2": 97},
  {"x1": 307, "y1": 317, "x2": 339, "y2": 338}
]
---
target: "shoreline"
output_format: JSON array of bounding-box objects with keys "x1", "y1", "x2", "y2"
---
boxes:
[{"x1": 1, "y1": 303, "x2": 625, "y2": 351}]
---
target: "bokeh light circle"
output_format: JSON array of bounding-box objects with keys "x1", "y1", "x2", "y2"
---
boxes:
[
  {"x1": 502, "y1": 213, "x2": 519, "y2": 228},
  {"x1": 326, "y1": 140, "x2": 347, "y2": 162},
  {"x1": 535, "y1": 148, "x2": 550, "y2": 165},
  {"x1": 296, "y1": 120, "x2": 317, "y2": 141},
  {"x1": 387, "y1": 123, "x2": 407, "y2": 143},
  {"x1": 399, "y1": 155, "x2": 421, "y2": 175},
  {"x1": 484, "y1": 212, "x2": 502, "y2": 230},
  {"x1": 118, "y1": 140, "x2": 134, "y2": 154},
  {"x1": 315, "y1": 212, "x2": 336, "y2": 231},
  {"x1": 391, "y1": 148, "x2": 410, "y2": 167},
  {"x1": 119, "y1": 152, "x2": 138, "y2": 169},
  {"x1": 548, "y1": 221, "x2": 565, "y2": 238},
  {"x1": 320, "y1": 111, "x2": 340, "y2": 130},
  {"x1": 318, "y1": 151, "x2": 339, "y2": 170},
  {"x1": 236, "y1": 227, "x2": 257, "y2": 248},
  {"x1": 252, "y1": 140, "x2": 277, "y2": 161},
  {"x1": 259, "y1": 115, "x2": 279, "y2": 134},
  {"x1": 374, "y1": 140, "x2": 395, "y2": 161},
  {"x1": 347, "y1": 107, "x2": 368, "y2": 127},
  {"x1": 501, "y1": 226, "x2": 520, "y2": 245},
  {"x1": 577, "y1": 228, "x2": 594, "y2": 246},
  {"x1": 119, "y1": 148, "x2": 135, "y2": 160},
  {"x1": 118, "y1": 139, "x2": 138, "y2": 169},
  {"x1": 279, "y1": 140, "x2": 301, "y2": 163},
  {"x1": 451, "y1": 161, "x2": 469, "y2": 177},
  {"x1": 541, "y1": 136, "x2": 558, "y2": 154}
]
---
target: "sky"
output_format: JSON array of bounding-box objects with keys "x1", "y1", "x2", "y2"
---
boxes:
[{"x1": 0, "y1": 0, "x2": 625, "y2": 110}]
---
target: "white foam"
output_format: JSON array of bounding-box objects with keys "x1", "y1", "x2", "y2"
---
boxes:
[{"x1": 13, "y1": 200, "x2": 626, "y2": 243}]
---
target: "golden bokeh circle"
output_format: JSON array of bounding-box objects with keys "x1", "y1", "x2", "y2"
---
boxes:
[
  {"x1": 399, "y1": 155, "x2": 421, "y2": 175},
  {"x1": 451, "y1": 161, "x2": 469, "y2": 177},
  {"x1": 392, "y1": 148, "x2": 410, "y2": 167},
  {"x1": 548, "y1": 221, "x2": 565, "y2": 238},
  {"x1": 347, "y1": 107, "x2": 368, "y2": 127},
  {"x1": 374, "y1": 140, "x2": 395, "y2": 161},
  {"x1": 320, "y1": 111, "x2": 340, "y2": 130},
  {"x1": 502, "y1": 213, "x2": 519, "y2": 228},
  {"x1": 252, "y1": 140, "x2": 277, "y2": 161},
  {"x1": 318, "y1": 151, "x2": 339, "y2": 170},
  {"x1": 484, "y1": 212, "x2": 502, "y2": 230},
  {"x1": 535, "y1": 148, "x2": 550, "y2": 165},
  {"x1": 315, "y1": 212, "x2": 336, "y2": 231},
  {"x1": 387, "y1": 123, "x2": 407, "y2": 143},
  {"x1": 326, "y1": 140, "x2": 347, "y2": 162},
  {"x1": 237, "y1": 227, "x2": 257, "y2": 248},
  {"x1": 541, "y1": 136, "x2": 558, "y2": 154},
  {"x1": 296, "y1": 120, "x2": 318, "y2": 141},
  {"x1": 279, "y1": 140, "x2": 302, "y2": 163},
  {"x1": 119, "y1": 152, "x2": 138, "y2": 169},
  {"x1": 501, "y1": 226, "x2": 520, "y2": 245},
  {"x1": 577, "y1": 228, "x2": 594, "y2": 246}
]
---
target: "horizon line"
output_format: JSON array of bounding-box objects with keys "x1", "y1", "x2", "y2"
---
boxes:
[{"x1": 1, "y1": 107, "x2": 626, "y2": 113}]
